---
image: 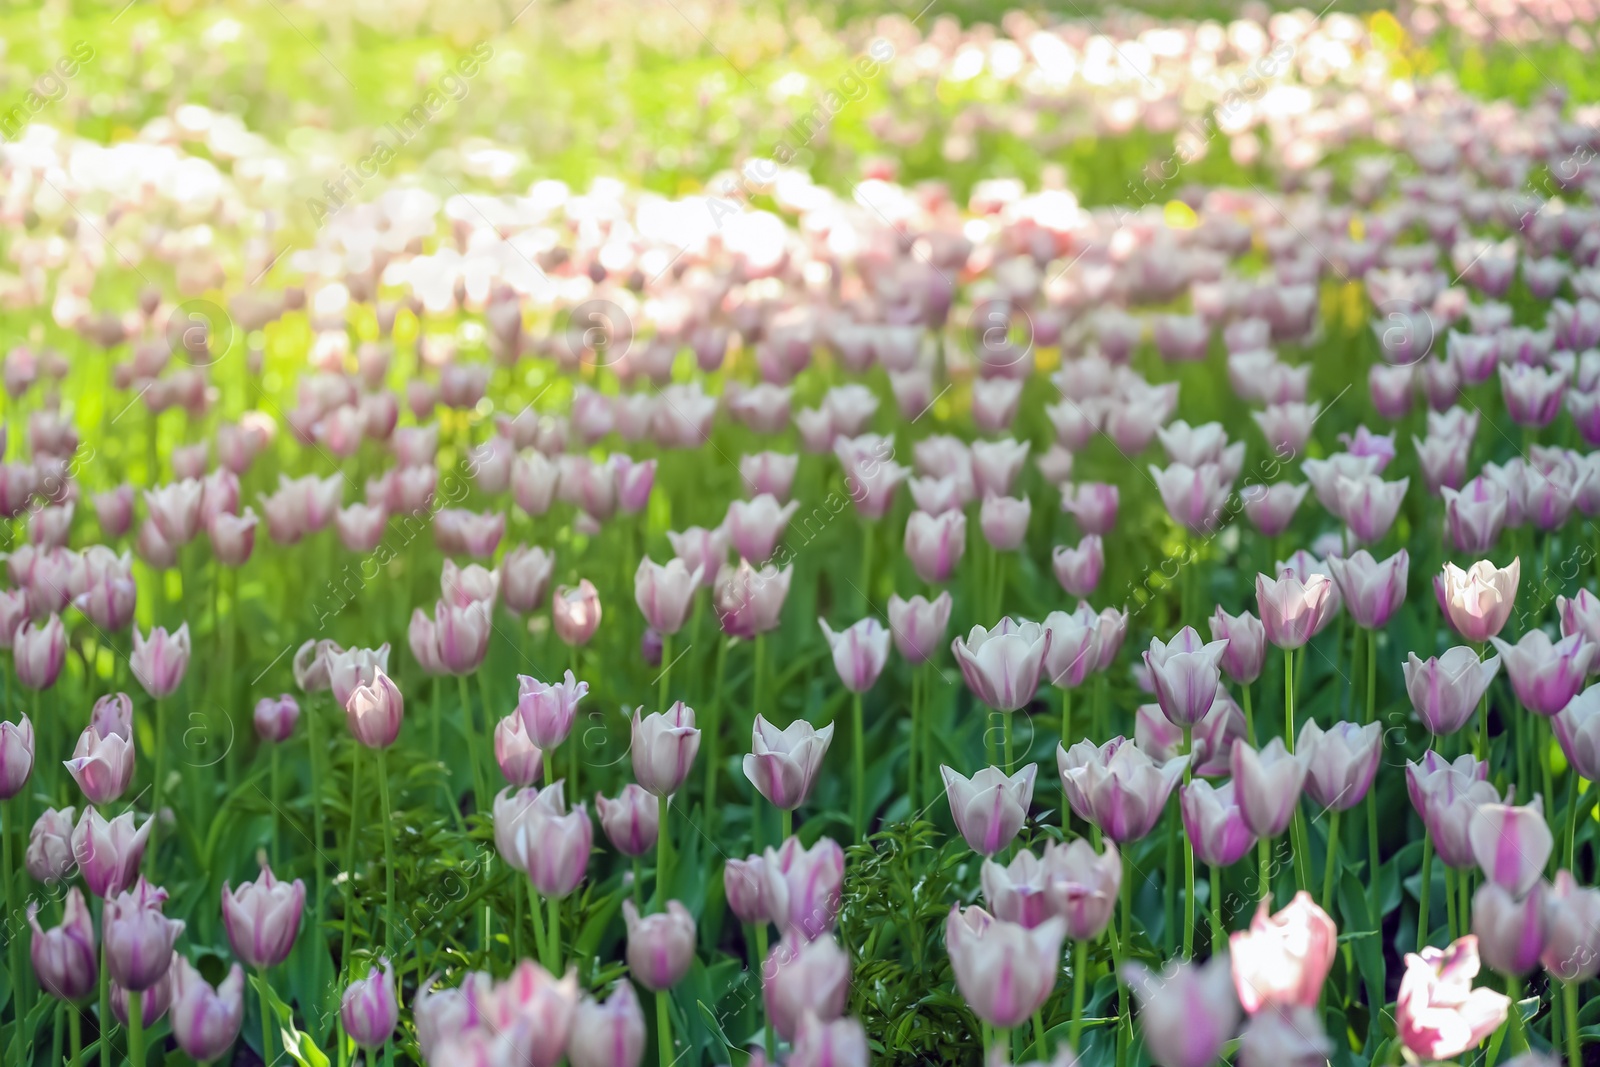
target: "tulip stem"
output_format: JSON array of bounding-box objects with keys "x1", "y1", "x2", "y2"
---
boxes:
[
  {"x1": 1069, "y1": 937, "x2": 1088, "y2": 1052},
  {"x1": 529, "y1": 881, "x2": 550, "y2": 969},
  {"x1": 99, "y1": 938, "x2": 111, "y2": 1067},
  {"x1": 656, "y1": 793, "x2": 673, "y2": 906},
  {"x1": 1321, "y1": 809, "x2": 1341, "y2": 912},
  {"x1": 658, "y1": 631, "x2": 673, "y2": 712},
  {"x1": 1241, "y1": 682, "x2": 1254, "y2": 745},
  {"x1": 1564, "y1": 980, "x2": 1580, "y2": 1067},
  {"x1": 1118, "y1": 857, "x2": 1133, "y2": 1066},
  {"x1": 1032, "y1": 1011, "x2": 1048, "y2": 1059},
  {"x1": 1258, "y1": 835, "x2": 1272, "y2": 905},
  {"x1": 655, "y1": 988, "x2": 673, "y2": 1067},
  {"x1": 908, "y1": 666, "x2": 920, "y2": 813},
  {"x1": 127, "y1": 991, "x2": 144, "y2": 1067},
  {"x1": 546, "y1": 893, "x2": 561, "y2": 975},
  {"x1": 780, "y1": 807, "x2": 792, "y2": 843},
  {"x1": 1003, "y1": 712, "x2": 1014, "y2": 776},
  {"x1": 68, "y1": 1003, "x2": 81, "y2": 1066},
  {"x1": 378, "y1": 748, "x2": 396, "y2": 951},
  {"x1": 1476, "y1": 641, "x2": 1489, "y2": 761},
  {"x1": 342, "y1": 750, "x2": 364, "y2": 983},
  {"x1": 258, "y1": 966, "x2": 274, "y2": 1065},
  {"x1": 1060, "y1": 685, "x2": 1072, "y2": 752},
  {"x1": 1283, "y1": 647, "x2": 1294, "y2": 750},
  {"x1": 1419, "y1": 833, "x2": 1434, "y2": 950},
  {"x1": 2, "y1": 797, "x2": 19, "y2": 1040},
  {"x1": 852, "y1": 691, "x2": 866, "y2": 840},
  {"x1": 270, "y1": 743, "x2": 282, "y2": 866},
  {"x1": 703, "y1": 636, "x2": 727, "y2": 835},
  {"x1": 1182, "y1": 727, "x2": 1195, "y2": 958},
  {"x1": 1443, "y1": 862, "x2": 1457, "y2": 944},
  {"x1": 1564, "y1": 771, "x2": 1579, "y2": 874},
  {"x1": 755, "y1": 922, "x2": 774, "y2": 1061},
  {"x1": 1504, "y1": 974, "x2": 1525, "y2": 1054},
  {"x1": 149, "y1": 695, "x2": 167, "y2": 874}
]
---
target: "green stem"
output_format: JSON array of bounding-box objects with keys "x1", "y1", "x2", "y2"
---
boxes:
[
  {"x1": 270, "y1": 743, "x2": 282, "y2": 866},
  {"x1": 1060, "y1": 685, "x2": 1072, "y2": 750},
  {"x1": 341, "y1": 750, "x2": 364, "y2": 982},
  {"x1": 127, "y1": 991, "x2": 145, "y2": 1067},
  {"x1": 1419, "y1": 833, "x2": 1434, "y2": 951},
  {"x1": 852, "y1": 691, "x2": 866, "y2": 840},
  {"x1": 1259, "y1": 835, "x2": 1272, "y2": 905},
  {"x1": 656, "y1": 988, "x2": 673, "y2": 1067},
  {"x1": 656, "y1": 792, "x2": 672, "y2": 906},
  {"x1": 1032, "y1": 1011, "x2": 1048, "y2": 1059},
  {"x1": 781, "y1": 806, "x2": 793, "y2": 843},
  {"x1": 755, "y1": 922, "x2": 773, "y2": 1062},
  {"x1": 1182, "y1": 727, "x2": 1194, "y2": 958},
  {"x1": 1444, "y1": 863, "x2": 1457, "y2": 945},
  {"x1": 1210, "y1": 864, "x2": 1224, "y2": 953},
  {"x1": 1505, "y1": 973, "x2": 1525, "y2": 1054},
  {"x1": 68, "y1": 1005, "x2": 81, "y2": 1067},
  {"x1": 547, "y1": 893, "x2": 561, "y2": 975},
  {"x1": 529, "y1": 880, "x2": 550, "y2": 970},
  {"x1": 658, "y1": 631, "x2": 673, "y2": 712},
  {"x1": 1477, "y1": 641, "x2": 1490, "y2": 761},
  {"x1": 378, "y1": 749, "x2": 396, "y2": 951},
  {"x1": 3, "y1": 798, "x2": 19, "y2": 1041},
  {"x1": 1564, "y1": 981, "x2": 1580, "y2": 1067},
  {"x1": 149, "y1": 696, "x2": 167, "y2": 873},
  {"x1": 1564, "y1": 771, "x2": 1579, "y2": 874},
  {"x1": 1003, "y1": 712, "x2": 1014, "y2": 776},
  {"x1": 632, "y1": 856, "x2": 643, "y2": 909},
  {"x1": 1070, "y1": 937, "x2": 1088, "y2": 1052},
  {"x1": 702, "y1": 636, "x2": 728, "y2": 835},
  {"x1": 1321, "y1": 809, "x2": 1342, "y2": 913},
  {"x1": 258, "y1": 966, "x2": 274, "y2": 1065},
  {"x1": 909, "y1": 667, "x2": 920, "y2": 813},
  {"x1": 1284, "y1": 646, "x2": 1295, "y2": 750},
  {"x1": 1118, "y1": 855, "x2": 1133, "y2": 1065},
  {"x1": 1242, "y1": 681, "x2": 1254, "y2": 745},
  {"x1": 99, "y1": 939, "x2": 111, "y2": 1067}
]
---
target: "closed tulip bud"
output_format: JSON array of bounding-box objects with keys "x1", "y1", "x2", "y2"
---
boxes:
[
  {"x1": 634, "y1": 558, "x2": 702, "y2": 636},
  {"x1": 744, "y1": 715, "x2": 834, "y2": 810},
  {"x1": 981, "y1": 838, "x2": 1120, "y2": 940},
  {"x1": 946, "y1": 905, "x2": 1066, "y2": 1029},
  {"x1": 952, "y1": 618, "x2": 1052, "y2": 712},
  {"x1": 623, "y1": 899, "x2": 696, "y2": 990},
  {"x1": 111, "y1": 964, "x2": 173, "y2": 1028},
  {"x1": 1541, "y1": 869, "x2": 1600, "y2": 981},
  {"x1": 64, "y1": 720, "x2": 135, "y2": 806},
  {"x1": 1181, "y1": 780, "x2": 1258, "y2": 867},
  {"x1": 714, "y1": 560, "x2": 792, "y2": 638},
  {"x1": 0, "y1": 714, "x2": 34, "y2": 799},
  {"x1": 1553, "y1": 685, "x2": 1600, "y2": 779},
  {"x1": 1126, "y1": 956, "x2": 1241, "y2": 1067},
  {"x1": 1255, "y1": 573, "x2": 1335, "y2": 650},
  {"x1": 980, "y1": 494, "x2": 1032, "y2": 551},
  {"x1": 763, "y1": 835, "x2": 845, "y2": 940},
  {"x1": 1326, "y1": 549, "x2": 1409, "y2": 629},
  {"x1": 1144, "y1": 625, "x2": 1227, "y2": 728},
  {"x1": 740, "y1": 451, "x2": 799, "y2": 502},
  {"x1": 144, "y1": 479, "x2": 203, "y2": 545},
  {"x1": 1397, "y1": 937, "x2": 1511, "y2": 1060},
  {"x1": 15, "y1": 615, "x2": 66, "y2": 690},
  {"x1": 254, "y1": 694, "x2": 300, "y2": 743},
  {"x1": 409, "y1": 610, "x2": 444, "y2": 676},
  {"x1": 170, "y1": 956, "x2": 244, "y2": 1062},
  {"x1": 789, "y1": 1012, "x2": 869, "y2": 1067},
  {"x1": 441, "y1": 559, "x2": 499, "y2": 608},
  {"x1": 435, "y1": 599, "x2": 492, "y2": 674},
  {"x1": 221, "y1": 863, "x2": 306, "y2": 969},
  {"x1": 725, "y1": 855, "x2": 771, "y2": 925},
  {"x1": 904, "y1": 509, "x2": 967, "y2": 583},
  {"x1": 502, "y1": 545, "x2": 555, "y2": 614},
  {"x1": 72, "y1": 808, "x2": 151, "y2": 898},
  {"x1": 764, "y1": 932, "x2": 851, "y2": 1040},
  {"x1": 1439, "y1": 558, "x2": 1520, "y2": 642},
  {"x1": 944, "y1": 764, "x2": 1036, "y2": 855},
  {"x1": 27, "y1": 806, "x2": 76, "y2": 884},
  {"x1": 1052, "y1": 535, "x2": 1103, "y2": 597},
  {"x1": 818, "y1": 616, "x2": 890, "y2": 693},
  {"x1": 553, "y1": 580, "x2": 602, "y2": 646},
  {"x1": 1469, "y1": 798, "x2": 1553, "y2": 898},
  {"x1": 517, "y1": 792, "x2": 593, "y2": 900},
  {"x1": 631, "y1": 702, "x2": 700, "y2": 796},
  {"x1": 667, "y1": 525, "x2": 730, "y2": 588},
  {"x1": 342, "y1": 958, "x2": 399, "y2": 1049},
  {"x1": 1209, "y1": 607, "x2": 1265, "y2": 685},
  {"x1": 492, "y1": 786, "x2": 544, "y2": 872},
  {"x1": 1239, "y1": 1005, "x2": 1333, "y2": 1067},
  {"x1": 1472, "y1": 881, "x2": 1547, "y2": 976},
  {"x1": 1230, "y1": 738, "x2": 1306, "y2": 837},
  {"x1": 725, "y1": 494, "x2": 799, "y2": 562},
  {"x1": 568, "y1": 983, "x2": 647, "y2": 1067},
  {"x1": 344, "y1": 667, "x2": 404, "y2": 749},
  {"x1": 887, "y1": 592, "x2": 953, "y2": 665},
  {"x1": 1491, "y1": 630, "x2": 1595, "y2": 715},
  {"x1": 971, "y1": 438, "x2": 1030, "y2": 499},
  {"x1": 30, "y1": 886, "x2": 96, "y2": 1000},
  {"x1": 94, "y1": 485, "x2": 136, "y2": 537},
  {"x1": 1240, "y1": 482, "x2": 1308, "y2": 538},
  {"x1": 596, "y1": 784, "x2": 658, "y2": 856},
  {"x1": 1407, "y1": 752, "x2": 1501, "y2": 868},
  {"x1": 495, "y1": 712, "x2": 543, "y2": 787},
  {"x1": 517, "y1": 670, "x2": 588, "y2": 750},
  {"x1": 1297, "y1": 719, "x2": 1382, "y2": 810},
  {"x1": 336, "y1": 503, "x2": 387, "y2": 552},
  {"x1": 1230, "y1": 892, "x2": 1337, "y2": 1013},
  {"x1": 1405, "y1": 648, "x2": 1500, "y2": 736},
  {"x1": 1058, "y1": 738, "x2": 1187, "y2": 843},
  {"x1": 130, "y1": 622, "x2": 190, "y2": 698},
  {"x1": 208, "y1": 508, "x2": 257, "y2": 565},
  {"x1": 104, "y1": 877, "x2": 184, "y2": 991}
]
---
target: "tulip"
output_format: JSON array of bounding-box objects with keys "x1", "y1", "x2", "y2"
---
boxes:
[
  {"x1": 1060, "y1": 482, "x2": 1119, "y2": 535},
  {"x1": 72, "y1": 808, "x2": 151, "y2": 897},
  {"x1": 1407, "y1": 752, "x2": 1501, "y2": 868},
  {"x1": 567, "y1": 982, "x2": 647, "y2": 1067},
  {"x1": 1335, "y1": 474, "x2": 1409, "y2": 543},
  {"x1": 0, "y1": 714, "x2": 34, "y2": 799},
  {"x1": 221, "y1": 862, "x2": 306, "y2": 969},
  {"x1": 254, "y1": 694, "x2": 300, "y2": 743},
  {"x1": 553, "y1": 580, "x2": 602, "y2": 646},
  {"x1": 208, "y1": 507, "x2": 258, "y2": 565},
  {"x1": 342, "y1": 958, "x2": 399, "y2": 1049},
  {"x1": 666, "y1": 525, "x2": 730, "y2": 588},
  {"x1": 1490, "y1": 630, "x2": 1595, "y2": 715},
  {"x1": 517, "y1": 670, "x2": 589, "y2": 750},
  {"x1": 1052, "y1": 535, "x2": 1104, "y2": 597},
  {"x1": 1238, "y1": 1005, "x2": 1334, "y2": 1067},
  {"x1": 344, "y1": 667, "x2": 404, "y2": 749},
  {"x1": 764, "y1": 932, "x2": 851, "y2": 1040},
  {"x1": 1469, "y1": 798, "x2": 1553, "y2": 898},
  {"x1": 495, "y1": 712, "x2": 543, "y2": 787},
  {"x1": 971, "y1": 438, "x2": 1030, "y2": 498},
  {"x1": 1557, "y1": 588, "x2": 1600, "y2": 649},
  {"x1": 293, "y1": 638, "x2": 341, "y2": 693},
  {"x1": 1472, "y1": 881, "x2": 1547, "y2": 976},
  {"x1": 1137, "y1": 697, "x2": 1247, "y2": 777},
  {"x1": 1230, "y1": 739, "x2": 1306, "y2": 838},
  {"x1": 952, "y1": 618, "x2": 1052, "y2": 712},
  {"x1": 818, "y1": 617, "x2": 890, "y2": 693},
  {"x1": 513, "y1": 451, "x2": 561, "y2": 516},
  {"x1": 904, "y1": 509, "x2": 966, "y2": 583},
  {"x1": 442, "y1": 560, "x2": 500, "y2": 608},
  {"x1": 1144, "y1": 625, "x2": 1227, "y2": 728},
  {"x1": 1439, "y1": 558, "x2": 1521, "y2": 642},
  {"x1": 517, "y1": 790, "x2": 593, "y2": 900},
  {"x1": 1499, "y1": 363, "x2": 1568, "y2": 426},
  {"x1": 740, "y1": 451, "x2": 800, "y2": 502},
  {"x1": 104, "y1": 877, "x2": 184, "y2": 991},
  {"x1": 502, "y1": 545, "x2": 556, "y2": 613},
  {"x1": 1254, "y1": 573, "x2": 1335, "y2": 650},
  {"x1": 634, "y1": 558, "x2": 702, "y2": 635},
  {"x1": 1181, "y1": 780, "x2": 1258, "y2": 867},
  {"x1": 943, "y1": 764, "x2": 1036, "y2": 855},
  {"x1": 94, "y1": 485, "x2": 136, "y2": 537},
  {"x1": 886, "y1": 592, "x2": 953, "y2": 665},
  {"x1": 64, "y1": 717, "x2": 135, "y2": 805},
  {"x1": 714, "y1": 560, "x2": 792, "y2": 638},
  {"x1": 1420, "y1": 435, "x2": 1475, "y2": 495},
  {"x1": 1124, "y1": 956, "x2": 1241, "y2": 1067},
  {"x1": 29, "y1": 887, "x2": 97, "y2": 1000},
  {"x1": 73, "y1": 549, "x2": 137, "y2": 631},
  {"x1": 129, "y1": 622, "x2": 190, "y2": 698},
  {"x1": 1326, "y1": 549, "x2": 1409, "y2": 630},
  {"x1": 631, "y1": 702, "x2": 700, "y2": 796},
  {"x1": 408, "y1": 610, "x2": 445, "y2": 676},
  {"x1": 1209, "y1": 607, "x2": 1265, "y2": 686},
  {"x1": 725, "y1": 494, "x2": 799, "y2": 562},
  {"x1": 1405, "y1": 648, "x2": 1501, "y2": 736},
  {"x1": 762, "y1": 835, "x2": 845, "y2": 940},
  {"x1": 14, "y1": 614, "x2": 65, "y2": 690},
  {"x1": 980, "y1": 494, "x2": 1032, "y2": 551},
  {"x1": 144, "y1": 479, "x2": 203, "y2": 544},
  {"x1": 946, "y1": 905, "x2": 1066, "y2": 1028},
  {"x1": 910, "y1": 475, "x2": 970, "y2": 515},
  {"x1": 596, "y1": 784, "x2": 658, "y2": 856},
  {"x1": 1542, "y1": 869, "x2": 1600, "y2": 981},
  {"x1": 1553, "y1": 685, "x2": 1600, "y2": 779},
  {"x1": 491, "y1": 786, "x2": 544, "y2": 872},
  {"x1": 111, "y1": 966, "x2": 172, "y2": 1028},
  {"x1": 981, "y1": 837, "x2": 1121, "y2": 939},
  {"x1": 167, "y1": 957, "x2": 247, "y2": 1063},
  {"x1": 622, "y1": 899, "x2": 696, "y2": 990},
  {"x1": 335, "y1": 503, "x2": 388, "y2": 551},
  {"x1": 836, "y1": 434, "x2": 910, "y2": 519},
  {"x1": 1396, "y1": 937, "x2": 1511, "y2": 1060},
  {"x1": 1150, "y1": 462, "x2": 1233, "y2": 533},
  {"x1": 435, "y1": 599, "x2": 492, "y2": 674},
  {"x1": 1059, "y1": 738, "x2": 1187, "y2": 842},
  {"x1": 1297, "y1": 720, "x2": 1382, "y2": 811},
  {"x1": 724, "y1": 855, "x2": 770, "y2": 925},
  {"x1": 1241, "y1": 482, "x2": 1308, "y2": 538},
  {"x1": 744, "y1": 715, "x2": 834, "y2": 810},
  {"x1": 26, "y1": 806, "x2": 75, "y2": 883},
  {"x1": 790, "y1": 1012, "x2": 869, "y2": 1067},
  {"x1": 1042, "y1": 605, "x2": 1104, "y2": 691},
  {"x1": 1230, "y1": 892, "x2": 1337, "y2": 1013}
]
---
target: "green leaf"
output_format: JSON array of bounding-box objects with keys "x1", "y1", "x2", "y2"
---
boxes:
[
  {"x1": 1338, "y1": 869, "x2": 1387, "y2": 1053},
  {"x1": 250, "y1": 972, "x2": 331, "y2": 1067}
]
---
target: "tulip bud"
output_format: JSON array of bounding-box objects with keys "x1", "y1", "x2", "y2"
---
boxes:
[
  {"x1": 1144, "y1": 626, "x2": 1227, "y2": 728},
  {"x1": 946, "y1": 905, "x2": 1065, "y2": 1029},
  {"x1": 1209, "y1": 607, "x2": 1265, "y2": 686},
  {"x1": 0, "y1": 714, "x2": 35, "y2": 799},
  {"x1": 1254, "y1": 573, "x2": 1335, "y2": 650},
  {"x1": 1297, "y1": 719, "x2": 1382, "y2": 811},
  {"x1": 762, "y1": 836, "x2": 844, "y2": 941},
  {"x1": 1542, "y1": 869, "x2": 1600, "y2": 981},
  {"x1": 631, "y1": 702, "x2": 700, "y2": 796},
  {"x1": 221, "y1": 862, "x2": 306, "y2": 969},
  {"x1": 130, "y1": 623, "x2": 190, "y2": 698},
  {"x1": 943, "y1": 764, "x2": 1036, "y2": 855},
  {"x1": 495, "y1": 712, "x2": 543, "y2": 787},
  {"x1": 111, "y1": 965, "x2": 173, "y2": 1028},
  {"x1": 1469, "y1": 798, "x2": 1554, "y2": 898},
  {"x1": 1125, "y1": 956, "x2": 1241, "y2": 1067},
  {"x1": 1438, "y1": 559, "x2": 1521, "y2": 642},
  {"x1": 104, "y1": 877, "x2": 184, "y2": 991},
  {"x1": 817, "y1": 617, "x2": 891, "y2": 693},
  {"x1": 1181, "y1": 780, "x2": 1258, "y2": 868},
  {"x1": 567, "y1": 982, "x2": 647, "y2": 1067},
  {"x1": 63, "y1": 714, "x2": 135, "y2": 805},
  {"x1": 508, "y1": 785, "x2": 593, "y2": 900},
  {"x1": 1472, "y1": 881, "x2": 1547, "y2": 976},
  {"x1": 763, "y1": 932, "x2": 850, "y2": 1040},
  {"x1": 343, "y1": 666, "x2": 404, "y2": 749},
  {"x1": 904, "y1": 509, "x2": 966, "y2": 583},
  {"x1": 517, "y1": 670, "x2": 589, "y2": 750},
  {"x1": 342, "y1": 958, "x2": 399, "y2": 1049},
  {"x1": 952, "y1": 619, "x2": 1052, "y2": 712},
  {"x1": 254, "y1": 694, "x2": 300, "y2": 743},
  {"x1": 886, "y1": 592, "x2": 953, "y2": 665},
  {"x1": 29, "y1": 887, "x2": 97, "y2": 1000},
  {"x1": 72, "y1": 808, "x2": 152, "y2": 898},
  {"x1": 1230, "y1": 738, "x2": 1307, "y2": 838},
  {"x1": 170, "y1": 956, "x2": 244, "y2": 1062},
  {"x1": 743, "y1": 715, "x2": 834, "y2": 810},
  {"x1": 15, "y1": 615, "x2": 66, "y2": 690},
  {"x1": 789, "y1": 1012, "x2": 869, "y2": 1067},
  {"x1": 634, "y1": 558, "x2": 702, "y2": 636},
  {"x1": 623, "y1": 899, "x2": 696, "y2": 990},
  {"x1": 1052, "y1": 535, "x2": 1104, "y2": 598},
  {"x1": 502, "y1": 544, "x2": 556, "y2": 613},
  {"x1": 596, "y1": 784, "x2": 659, "y2": 857},
  {"x1": 26, "y1": 806, "x2": 76, "y2": 884},
  {"x1": 553, "y1": 580, "x2": 603, "y2": 646},
  {"x1": 724, "y1": 855, "x2": 770, "y2": 925}
]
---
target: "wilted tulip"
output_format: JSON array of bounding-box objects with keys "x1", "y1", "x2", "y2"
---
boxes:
[
  {"x1": 29, "y1": 887, "x2": 96, "y2": 1000},
  {"x1": 623, "y1": 899, "x2": 696, "y2": 990},
  {"x1": 1396, "y1": 937, "x2": 1510, "y2": 1060},
  {"x1": 342, "y1": 958, "x2": 399, "y2": 1049},
  {"x1": 743, "y1": 715, "x2": 834, "y2": 810},
  {"x1": 221, "y1": 863, "x2": 306, "y2": 969},
  {"x1": 942, "y1": 764, "x2": 1036, "y2": 855},
  {"x1": 946, "y1": 905, "x2": 1066, "y2": 1029},
  {"x1": 596, "y1": 784, "x2": 658, "y2": 856},
  {"x1": 1125, "y1": 956, "x2": 1241, "y2": 1067}
]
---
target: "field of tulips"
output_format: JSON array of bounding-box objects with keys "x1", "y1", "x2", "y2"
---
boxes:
[{"x1": 11, "y1": 0, "x2": 1600, "y2": 1064}]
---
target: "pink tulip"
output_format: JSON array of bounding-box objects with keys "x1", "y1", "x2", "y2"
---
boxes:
[
  {"x1": 94, "y1": 485, "x2": 135, "y2": 537},
  {"x1": 1405, "y1": 648, "x2": 1500, "y2": 736},
  {"x1": 1181, "y1": 780, "x2": 1258, "y2": 867},
  {"x1": 971, "y1": 438, "x2": 1030, "y2": 498},
  {"x1": 1143, "y1": 625, "x2": 1227, "y2": 728},
  {"x1": 835, "y1": 434, "x2": 910, "y2": 519},
  {"x1": 512, "y1": 450, "x2": 560, "y2": 516},
  {"x1": 494, "y1": 713, "x2": 543, "y2": 787},
  {"x1": 612, "y1": 455, "x2": 656, "y2": 514},
  {"x1": 631, "y1": 702, "x2": 700, "y2": 796},
  {"x1": 1125, "y1": 956, "x2": 1240, "y2": 1067},
  {"x1": 144, "y1": 479, "x2": 203, "y2": 545},
  {"x1": 111, "y1": 965, "x2": 173, "y2": 1028},
  {"x1": 1407, "y1": 752, "x2": 1500, "y2": 868},
  {"x1": 253, "y1": 694, "x2": 300, "y2": 743},
  {"x1": 667, "y1": 526, "x2": 730, "y2": 588},
  {"x1": 981, "y1": 837, "x2": 1121, "y2": 940},
  {"x1": 1061, "y1": 482, "x2": 1119, "y2": 535},
  {"x1": 744, "y1": 715, "x2": 834, "y2": 810},
  {"x1": 553, "y1": 580, "x2": 602, "y2": 646},
  {"x1": 1255, "y1": 572, "x2": 1335, "y2": 650},
  {"x1": 344, "y1": 667, "x2": 404, "y2": 749},
  {"x1": 903, "y1": 509, "x2": 966, "y2": 583},
  {"x1": 1552, "y1": 685, "x2": 1600, "y2": 779},
  {"x1": 790, "y1": 1013, "x2": 869, "y2": 1067},
  {"x1": 1396, "y1": 937, "x2": 1511, "y2": 1060},
  {"x1": 818, "y1": 617, "x2": 890, "y2": 693},
  {"x1": 1238, "y1": 1005, "x2": 1333, "y2": 1067},
  {"x1": 506, "y1": 784, "x2": 593, "y2": 899},
  {"x1": 945, "y1": 905, "x2": 1066, "y2": 1029},
  {"x1": 1241, "y1": 482, "x2": 1308, "y2": 538},
  {"x1": 0, "y1": 715, "x2": 34, "y2": 799},
  {"x1": 517, "y1": 670, "x2": 588, "y2": 750},
  {"x1": 207, "y1": 508, "x2": 257, "y2": 566},
  {"x1": 129, "y1": 623, "x2": 190, "y2": 698},
  {"x1": 622, "y1": 899, "x2": 696, "y2": 990},
  {"x1": 1334, "y1": 474, "x2": 1409, "y2": 543},
  {"x1": 326, "y1": 644, "x2": 391, "y2": 708},
  {"x1": 26, "y1": 806, "x2": 75, "y2": 884},
  {"x1": 1490, "y1": 630, "x2": 1595, "y2": 715},
  {"x1": 951, "y1": 618, "x2": 1052, "y2": 712},
  {"x1": 1419, "y1": 434, "x2": 1474, "y2": 495},
  {"x1": 725, "y1": 494, "x2": 799, "y2": 562},
  {"x1": 740, "y1": 451, "x2": 799, "y2": 502},
  {"x1": 15, "y1": 615, "x2": 66, "y2": 690},
  {"x1": 1057, "y1": 738, "x2": 1186, "y2": 843},
  {"x1": 64, "y1": 712, "x2": 135, "y2": 805},
  {"x1": 1297, "y1": 719, "x2": 1382, "y2": 811},
  {"x1": 1469, "y1": 798, "x2": 1554, "y2": 898},
  {"x1": 502, "y1": 545, "x2": 555, "y2": 613},
  {"x1": 1230, "y1": 892, "x2": 1337, "y2": 1013},
  {"x1": 595, "y1": 784, "x2": 658, "y2": 857},
  {"x1": 1230, "y1": 738, "x2": 1307, "y2": 838},
  {"x1": 342, "y1": 958, "x2": 399, "y2": 1049},
  {"x1": 1442, "y1": 478, "x2": 1509, "y2": 553},
  {"x1": 763, "y1": 932, "x2": 851, "y2": 1040},
  {"x1": 762, "y1": 835, "x2": 845, "y2": 940},
  {"x1": 979, "y1": 494, "x2": 1031, "y2": 551},
  {"x1": 1438, "y1": 558, "x2": 1520, "y2": 642},
  {"x1": 1052, "y1": 535, "x2": 1103, "y2": 597},
  {"x1": 1136, "y1": 696, "x2": 1247, "y2": 778},
  {"x1": 1542, "y1": 869, "x2": 1600, "y2": 981},
  {"x1": 943, "y1": 764, "x2": 1036, "y2": 855},
  {"x1": 634, "y1": 558, "x2": 702, "y2": 636},
  {"x1": 724, "y1": 855, "x2": 771, "y2": 925},
  {"x1": 1499, "y1": 363, "x2": 1567, "y2": 427},
  {"x1": 169, "y1": 956, "x2": 244, "y2": 1062},
  {"x1": 73, "y1": 549, "x2": 137, "y2": 630},
  {"x1": 336, "y1": 503, "x2": 387, "y2": 552},
  {"x1": 567, "y1": 983, "x2": 647, "y2": 1067},
  {"x1": 29, "y1": 887, "x2": 97, "y2": 1000},
  {"x1": 1209, "y1": 607, "x2": 1265, "y2": 685},
  {"x1": 221, "y1": 863, "x2": 306, "y2": 969},
  {"x1": 1472, "y1": 881, "x2": 1547, "y2": 976},
  {"x1": 1326, "y1": 549, "x2": 1409, "y2": 629},
  {"x1": 104, "y1": 877, "x2": 184, "y2": 991},
  {"x1": 886, "y1": 592, "x2": 952, "y2": 665}
]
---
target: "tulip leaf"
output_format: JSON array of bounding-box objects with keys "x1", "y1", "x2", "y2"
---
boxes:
[
  {"x1": 250, "y1": 972, "x2": 331, "y2": 1067},
  {"x1": 1339, "y1": 869, "x2": 1387, "y2": 1051}
]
